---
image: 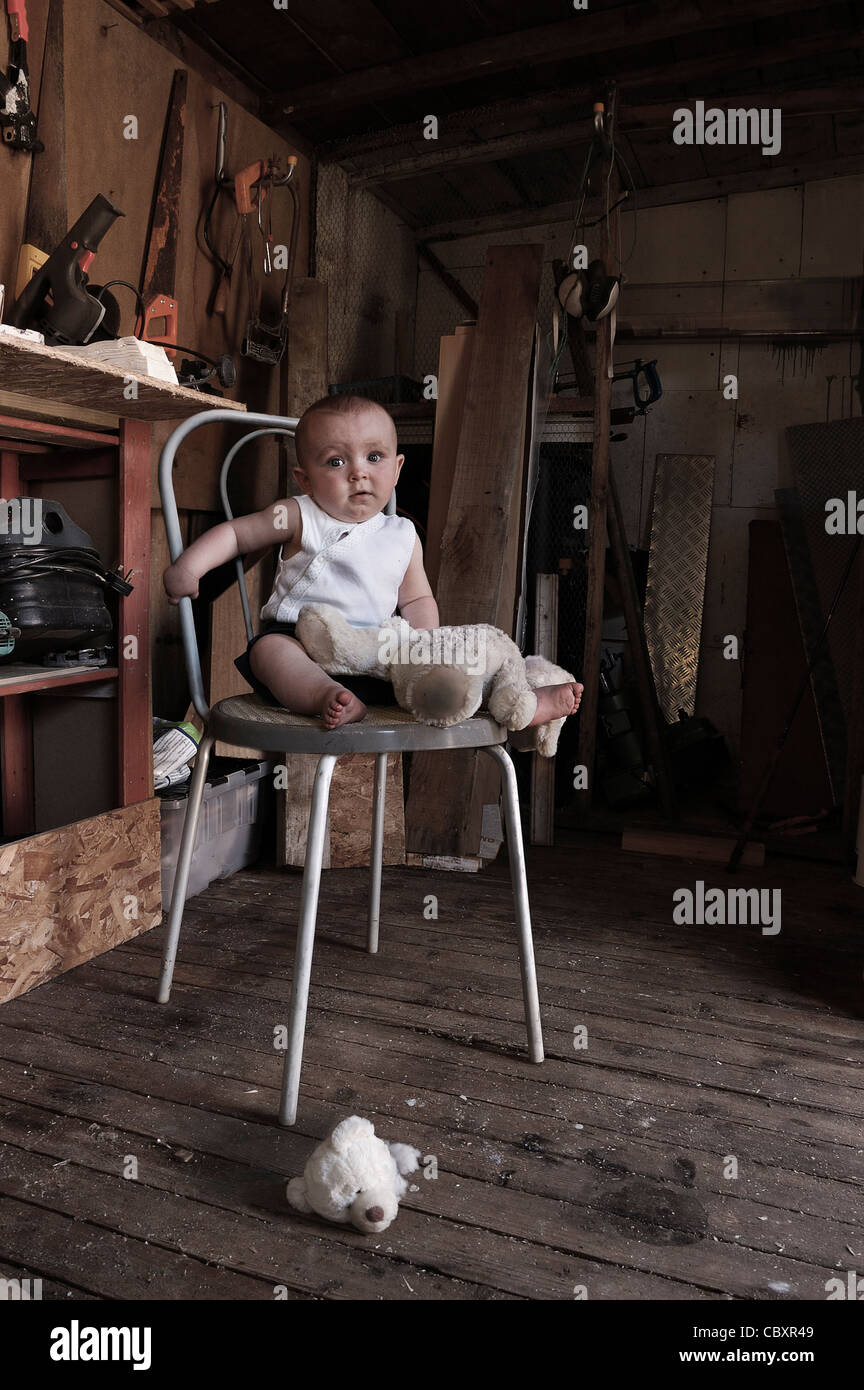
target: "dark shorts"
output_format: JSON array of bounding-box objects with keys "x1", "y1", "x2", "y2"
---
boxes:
[{"x1": 234, "y1": 620, "x2": 397, "y2": 708}]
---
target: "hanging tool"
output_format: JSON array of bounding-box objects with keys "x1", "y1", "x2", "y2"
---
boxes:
[
  {"x1": 7, "y1": 194, "x2": 125, "y2": 344},
  {"x1": 202, "y1": 101, "x2": 239, "y2": 316},
  {"x1": 136, "y1": 69, "x2": 187, "y2": 356},
  {"x1": 14, "y1": 0, "x2": 64, "y2": 297},
  {"x1": 0, "y1": 0, "x2": 42, "y2": 151},
  {"x1": 237, "y1": 155, "x2": 300, "y2": 365},
  {"x1": 613, "y1": 358, "x2": 662, "y2": 413}
]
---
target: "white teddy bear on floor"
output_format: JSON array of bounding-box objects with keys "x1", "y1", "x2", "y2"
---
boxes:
[
  {"x1": 296, "y1": 602, "x2": 576, "y2": 757},
  {"x1": 286, "y1": 1115, "x2": 421, "y2": 1234}
]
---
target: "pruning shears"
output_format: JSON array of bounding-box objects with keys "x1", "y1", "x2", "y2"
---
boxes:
[{"x1": 0, "y1": 0, "x2": 43, "y2": 151}]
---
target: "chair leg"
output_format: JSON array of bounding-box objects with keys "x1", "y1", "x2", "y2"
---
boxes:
[
  {"x1": 482, "y1": 743, "x2": 544, "y2": 1063},
  {"x1": 367, "y1": 752, "x2": 388, "y2": 954},
  {"x1": 156, "y1": 733, "x2": 215, "y2": 1004},
  {"x1": 279, "y1": 753, "x2": 338, "y2": 1126}
]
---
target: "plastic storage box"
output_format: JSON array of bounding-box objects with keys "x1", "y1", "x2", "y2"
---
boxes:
[{"x1": 159, "y1": 759, "x2": 273, "y2": 909}]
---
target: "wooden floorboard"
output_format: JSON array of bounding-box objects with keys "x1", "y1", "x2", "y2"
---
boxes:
[{"x1": 0, "y1": 831, "x2": 862, "y2": 1300}]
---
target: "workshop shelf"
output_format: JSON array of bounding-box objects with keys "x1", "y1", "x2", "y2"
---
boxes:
[
  {"x1": 0, "y1": 663, "x2": 120, "y2": 697},
  {"x1": 0, "y1": 335, "x2": 247, "y2": 422}
]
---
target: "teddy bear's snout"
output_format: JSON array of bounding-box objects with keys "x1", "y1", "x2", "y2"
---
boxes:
[{"x1": 365, "y1": 1205, "x2": 384, "y2": 1224}]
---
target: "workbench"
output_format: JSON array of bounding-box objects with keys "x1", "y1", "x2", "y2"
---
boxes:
[{"x1": 0, "y1": 335, "x2": 245, "y2": 1001}]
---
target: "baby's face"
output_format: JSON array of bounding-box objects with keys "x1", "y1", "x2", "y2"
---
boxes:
[{"x1": 293, "y1": 405, "x2": 404, "y2": 523}]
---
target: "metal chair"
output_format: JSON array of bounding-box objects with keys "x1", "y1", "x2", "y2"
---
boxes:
[{"x1": 157, "y1": 409, "x2": 544, "y2": 1126}]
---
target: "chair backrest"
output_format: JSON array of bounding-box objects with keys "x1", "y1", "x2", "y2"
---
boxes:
[{"x1": 159, "y1": 408, "x2": 397, "y2": 720}]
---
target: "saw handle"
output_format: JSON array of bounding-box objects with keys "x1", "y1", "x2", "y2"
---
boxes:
[
  {"x1": 139, "y1": 294, "x2": 179, "y2": 356},
  {"x1": 7, "y1": 0, "x2": 28, "y2": 43}
]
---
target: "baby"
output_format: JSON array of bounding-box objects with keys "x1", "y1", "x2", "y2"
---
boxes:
[{"x1": 164, "y1": 394, "x2": 583, "y2": 730}]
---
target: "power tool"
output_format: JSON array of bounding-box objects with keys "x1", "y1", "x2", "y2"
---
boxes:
[{"x1": 7, "y1": 194, "x2": 125, "y2": 345}]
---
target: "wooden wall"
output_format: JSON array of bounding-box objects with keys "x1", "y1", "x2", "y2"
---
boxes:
[
  {"x1": 1, "y1": 0, "x2": 314, "y2": 728},
  {"x1": 414, "y1": 175, "x2": 864, "y2": 758}
]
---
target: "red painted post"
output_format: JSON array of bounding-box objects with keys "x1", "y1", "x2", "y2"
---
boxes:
[{"x1": 118, "y1": 419, "x2": 153, "y2": 804}]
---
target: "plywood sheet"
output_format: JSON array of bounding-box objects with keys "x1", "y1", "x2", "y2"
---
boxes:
[
  {"x1": 0, "y1": 798, "x2": 161, "y2": 1004},
  {"x1": 802, "y1": 176, "x2": 864, "y2": 277},
  {"x1": 725, "y1": 187, "x2": 802, "y2": 280},
  {"x1": 621, "y1": 200, "x2": 726, "y2": 284}
]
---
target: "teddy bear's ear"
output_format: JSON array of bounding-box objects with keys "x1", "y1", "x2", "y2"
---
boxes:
[{"x1": 330, "y1": 1116, "x2": 374, "y2": 1151}]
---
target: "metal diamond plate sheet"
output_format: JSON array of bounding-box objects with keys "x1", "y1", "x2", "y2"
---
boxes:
[{"x1": 644, "y1": 454, "x2": 715, "y2": 722}]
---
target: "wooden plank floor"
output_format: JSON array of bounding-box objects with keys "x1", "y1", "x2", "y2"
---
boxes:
[{"x1": 0, "y1": 829, "x2": 862, "y2": 1301}]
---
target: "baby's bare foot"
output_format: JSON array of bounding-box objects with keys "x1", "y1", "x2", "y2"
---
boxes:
[
  {"x1": 529, "y1": 681, "x2": 584, "y2": 726},
  {"x1": 320, "y1": 685, "x2": 367, "y2": 729}
]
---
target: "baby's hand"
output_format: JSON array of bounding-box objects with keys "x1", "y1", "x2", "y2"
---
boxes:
[{"x1": 163, "y1": 559, "x2": 199, "y2": 605}]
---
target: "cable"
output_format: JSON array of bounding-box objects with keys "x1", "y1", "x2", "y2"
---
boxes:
[
  {"x1": 0, "y1": 546, "x2": 133, "y2": 596},
  {"x1": 608, "y1": 139, "x2": 639, "y2": 269},
  {"x1": 92, "y1": 279, "x2": 146, "y2": 335}
]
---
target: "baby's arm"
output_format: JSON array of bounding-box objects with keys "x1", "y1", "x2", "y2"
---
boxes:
[
  {"x1": 163, "y1": 497, "x2": 300, "y2": 604},
  {"x1": 397, "y1": 537, "x2": 439, "y2": 628}
]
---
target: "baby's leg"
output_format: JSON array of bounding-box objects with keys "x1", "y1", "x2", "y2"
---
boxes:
[
  {"x1": 250, "y1": 632, "x2": 366, "y2": 729},
  {"x1": 528, "y1": 681, "x2": 584, "y2": 726}
]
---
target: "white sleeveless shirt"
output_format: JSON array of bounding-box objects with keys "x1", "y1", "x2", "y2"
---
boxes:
[{"x1": 260, "y1": 493, "x2": 417, "y2": 627}]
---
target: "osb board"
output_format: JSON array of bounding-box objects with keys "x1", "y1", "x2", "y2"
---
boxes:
[
  {"x1": 277, "y1": 753, "x2": 405, "y2": 870},
  {"x1": 0, "y1": 798, "x2": 162, "y2": 1004},
  {"x1": 0, "y1": 337, "x2": 247, "y2": 423},
  {"x1": 328, "y1": 753, "x2": 405, "y2": 869}
]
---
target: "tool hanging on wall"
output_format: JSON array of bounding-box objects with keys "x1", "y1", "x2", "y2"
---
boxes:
[
  {"x1": 613, "y1": 358, "x2": 662, "y2": 413},
  {"x1": 236, "y1": 154, "x2": 300, "y2": 365},
  {"x1": 0, "y1": 0, "x2": 42, "y2": 151},
  {"x1": 557, "y1": 259, "x2": 620, "y2": 323},
  {"x1": 14, "y1": 0, "x2": 63, "y2": 296},
  {"x1": 201, "y1": 101, "x2": 239, "y2": 316},
  {"x1": 136, "y1": 68, "x2": 187, "y2": 356}
]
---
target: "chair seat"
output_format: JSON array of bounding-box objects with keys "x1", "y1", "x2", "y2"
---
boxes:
[{"x1": 209, "y1": 692, "x2": 508, "y2": 754}]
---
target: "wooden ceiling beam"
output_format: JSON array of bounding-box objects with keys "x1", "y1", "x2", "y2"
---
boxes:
[
  {"x1": 322, "y1": 24, "x2": 860, "y2": 169},
  {"x1": 266, "y1": 0, "x2": 823, "y2": 118},
  {"x1": 624, "y1": 84, "x2": 864, "y2": 130},
  {"x1": 352, "y1": 121, "x2": 590, "y2": 186},
  {"x1": 349, "y1": 83, "x2": 864, "y2": 187},
  {"x1": 102, "y1": 0, "x2": 145, "y2": 23},
  {"x1": 415, "y1": 152, "x2": 864, "y2": 241}
]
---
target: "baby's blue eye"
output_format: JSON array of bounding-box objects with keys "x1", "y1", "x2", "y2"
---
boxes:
[
  {"x1": 368, "y1": 453, "x2": 382, "y2": 462},
  {"x1": 327, "y1": 457, "x2": 344, "y2": 468}
]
